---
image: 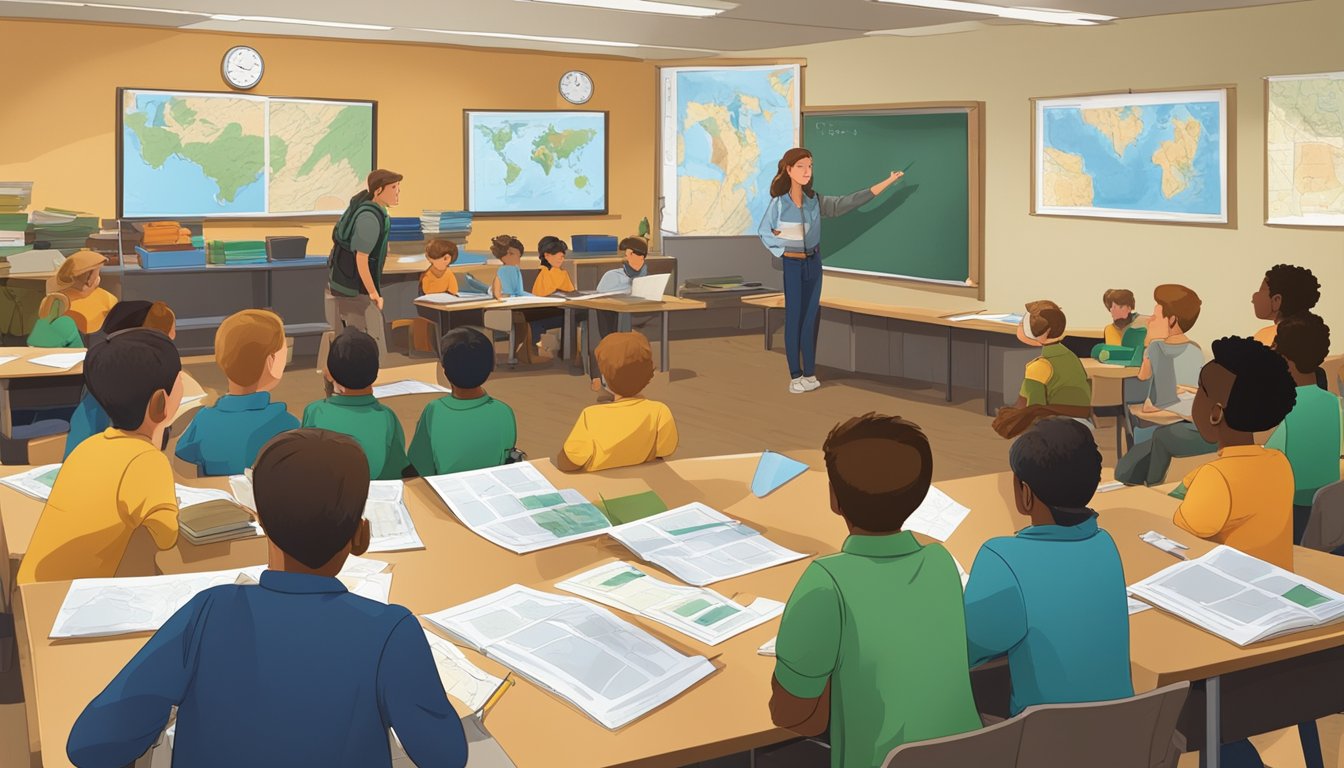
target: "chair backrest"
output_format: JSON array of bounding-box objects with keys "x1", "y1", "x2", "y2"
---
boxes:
[
  {"x1": 1303, "y1": 481, "x2": 1344, "y2": 553},
  {"x1": 1015, "y1": 682, "x2": 1190, "y2": 768},
  {"x1": 882, "y1": 716, "x2": 1024, "y2": 768}
]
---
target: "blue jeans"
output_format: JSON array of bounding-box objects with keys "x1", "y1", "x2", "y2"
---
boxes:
[
  {"x1": 529, "y1": 313, "x2": 564, "y2": 345},
  {"x1": 782, "y1": 254, "x2": 823, "y2": 379}
]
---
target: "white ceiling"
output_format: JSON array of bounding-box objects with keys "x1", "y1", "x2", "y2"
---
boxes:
[{"x1": 0, "y1": 0, "x2": 1306, "y2": 59}]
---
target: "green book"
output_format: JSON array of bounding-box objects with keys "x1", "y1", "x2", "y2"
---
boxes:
[{"x1": 598, "y1": 491, "x2": 668, "y2": 526}]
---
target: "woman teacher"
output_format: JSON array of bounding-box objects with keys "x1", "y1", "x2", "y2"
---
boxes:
[{"x1": 757, "y1": 148, "x2": 904, "y2": 394}]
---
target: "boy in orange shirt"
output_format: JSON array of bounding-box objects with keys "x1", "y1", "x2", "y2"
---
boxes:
[{"x1": 420, "y1": 239, "x2": 460, "y2": 296}]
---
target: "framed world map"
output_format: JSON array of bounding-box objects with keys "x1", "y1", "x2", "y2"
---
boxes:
[
  {"x1": 464, "y1": 110, "x2": 608, "y2": 216},
  {"x1": 117, "y1": 88, "x2": 376, "y2": 219},
  {"x1": 1031, "y1": 87, "x2": 1233, "y2": 225}
]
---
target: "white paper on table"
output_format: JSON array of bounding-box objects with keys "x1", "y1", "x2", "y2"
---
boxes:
[
  {"x1": 420, "y1": 292, "x2": 488, "y2": 306},
  {"x1": 947, "y1": 312, "x2": 989, "y2": 322},
  {"x1": 365, "y1": 481, "x2": 425, "y2": 553},
  {"x1": 499, "y1": 295, "x2": 566, "y2": 306},
  {"x1": 227, "y1": 474, "x2": 257, "y2": 512},
  {"x1": 51, "y1": 566, "x2": 268, "y2": 638},
  {"x1": 607, "y1": 502, "x2": 806, "y2": 587},
  {"x1": 1, "y1": 463, "x2": 62, "y2": 501},
  {"x1": 397, "y1": 255, "x2": 423, "y2": 263},
  {"x1": 373, "y1": 379, "x2": 451, "y2": 399},
  {"x1": 424, "y1": 585, "x2": 715, "y2": 730},
  {"x1": 900, "y1": 486, "x2": 971, "y2": 542},
  {"x1": 28, "y1": 351, "x2": 86, "y2": 370},
  {"x1": 1127, "y1": 597, "x2": 1152, "y2": 615},
  {"x1": 758, "y1": 636, "x2": 777, "y2": 657},
  {"x1": 1096, "y1": 480, "x2": 1126, "y2": 493},
  {"x1": 556, "y1": 561, "x2": 785, "y2": 646},
  {"x1": 0, "y1": 355, "x2": 19, "y2": 366},
  {"x1": 422, "y1": 629, "x2": 505, "y2": 712},
  {"x1": 1164, "y1": 392, "x2": 1196, "y2": 420}
]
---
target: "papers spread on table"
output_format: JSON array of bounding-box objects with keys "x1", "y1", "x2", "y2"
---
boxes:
[
  {"x1": 364, "y1": 481, "x2": 426, "y2": 552},
  {"x1": 900, "y1": 486, "x2": 971, "y2": 542},
  {"x1": 498, "y1": 295, "x2": 566, "y2": 306},
  {"x1": 423, "y1": 585, "x2": 714, "y2": 730},
  {"x1": 607, "y1": 503, "x2": 806, "y2": 586},
  {"x1": 1128, "y1": 597, "x2": 1152, "y2": 615},
  {"x1": 422, "y1": 629, "x2": 506, "y2": 712},
  {"x1": 556, "y1": 561, "x2": 785, "y2": 646},
  {"x1": 947, "y1": 312, "x2": 1023, "y2": 325},
  {"x1": 0, "y1": 355, "x2": 18, "y2": 366},
  {"x1": 0, "y1": 463, "x2": 61, "y2": 501},
  {"x1": 1128, "y1": 545, "x2": 1344, "y2": 646},
  {"x1": 27, "y1": 351, "x2": 86, "y2": 370},
  {"x1": 373, "y1": 379, "x2": 451, "y2": 399},
  {"x1": 426, "y1": 464, "x2": 611, "y2": 554},
  {"x1": 420, "y1": 292, "x2": 491, "y2": 306}
]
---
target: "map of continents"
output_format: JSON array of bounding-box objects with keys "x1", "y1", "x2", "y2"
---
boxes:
[
  {"x1": 675, "y1": 67, "x2": 797, "y2": 236},
  {"x1": 269, "y1": 100, "x2": 373, "y2": 214},
  {"x1": 1268, "y1": 75, "x2": 1344, "y2": 225},
  {"x1": 469, "y1": 112, "x2": 606, "y2": 213},
  {"x1": 1039, "y1": 97, "x2": 1224, "y2": 220}
]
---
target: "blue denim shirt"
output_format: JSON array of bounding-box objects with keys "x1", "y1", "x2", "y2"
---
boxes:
[
  {"x1": 756, "y1": 188, "x2": 876, "y2": 257},
  {"x1": 174, "y1": 392, "x2": 299, "y2": 476},
  {"x1": 495, "y1": 265, "x2": 527, "y2": 296},
  {"x1": 64, "y1": 389, "x2": 110, "y2": 459}
]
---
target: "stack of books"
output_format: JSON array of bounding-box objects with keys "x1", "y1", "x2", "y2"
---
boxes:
[
  {"x1": 420, "y1": 210, "x2": 473, "y2": 246},
  {"x1": 683, "y1": 275, "x2": 764, "y2": 292},
  {"x1": 0, "y1": 213, "x2": 28, "y2": 248},
  {"x1": 0, "y1": 182, "x2": 33, "y2": 213},
  {"x1": 30, "y1": 208, "x2": 99, "y2": 254},
  {"x1": 179, "y1": 495, "x2": 259, "y2": 545},
  {"x1": 137, "y1": 220, "x2": 205, "y2": 268},
  {"x1": 207, "y1": 240, "x2": 267, "y2": 265},
  {"x1": 389, "y1": 217, "x2": 423, "y2": 242}
]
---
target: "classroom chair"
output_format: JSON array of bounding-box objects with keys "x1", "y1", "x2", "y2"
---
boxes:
[
  {"x1": 1014, "y1": 682, "x2": 1190, "y2": 768},
  {"x1": 1302, "y1": 481, "x2": 1344, "y2": 554},
  {"x1": 880, "y1": 713, "x2": 1023, "y2": 768},
  {"x1": 390, "y1": 317, "x2": 436, "y2": 356}
]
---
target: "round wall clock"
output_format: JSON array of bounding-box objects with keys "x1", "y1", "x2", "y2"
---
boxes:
[
  {"x1": 222, "y1": 46, "x2": 264, "y2": 90},
  {"x1": 559, "y1": 70, "x2": 594, "y2": 105}
]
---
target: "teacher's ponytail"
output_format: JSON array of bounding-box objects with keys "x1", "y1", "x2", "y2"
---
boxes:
[{"x1": 769, "y1": 147, "x2": 816, "y2": 199}]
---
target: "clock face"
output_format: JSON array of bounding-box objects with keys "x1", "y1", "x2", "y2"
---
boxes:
[
  {"x1": 559, "y1": 70, "x2": 594, "y2": 105},
  {"x1": 223, "y1": 46, "x2": 263, "y2": 90}
]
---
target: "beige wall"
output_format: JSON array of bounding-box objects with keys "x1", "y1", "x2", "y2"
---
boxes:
[
  {"x1": 0, "y1": 19, "x2": 655, "y2": 256},
  {"x1": 749, "y1": 0, "x2": 1344, "y2": 352}
]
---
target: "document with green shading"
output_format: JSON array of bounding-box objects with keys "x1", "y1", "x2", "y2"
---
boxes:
[{"x1": 556, "y1": 561, "x2": 785, "y2": 646}]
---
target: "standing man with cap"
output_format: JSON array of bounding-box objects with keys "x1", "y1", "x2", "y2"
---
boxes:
[{"x1": 326, "y1": 169, "x2": 402, "y2": 360}]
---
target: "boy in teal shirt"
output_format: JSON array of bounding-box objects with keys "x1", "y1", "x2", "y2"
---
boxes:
[
  {"x1": 1268, "y1": 311, "x2": 1341, "y2": 544},
  {"x1": 303, "y1": 327, "x2": 407, "y2": 480},
  {"x1": 771, "y1": 414, "x2": 980, "y2": 768},
  {"x1": 28, "y1": 293, "x2": 84, "y2": 349},
  {"x1": 408, "y1": 327, "x2": 517, "y2": 477},
  {"x1": 963, "y1": 417, "x2": 1133, "y2": 715}
]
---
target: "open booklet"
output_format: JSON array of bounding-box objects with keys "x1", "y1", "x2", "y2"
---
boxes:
[
  {"x1": 230, "y1": 476, "x2": 424, "y2": 553},
  {"x1": 555, "y1": 561, "x2": 784, "y2": 646},
  {"x1": 0, "y1": 463, "x2": 61, "y2": 501},
  {"x1": 1128, "y1": 545, "x2": 1344, "y2": 646},
  {"x1": 423, "y1": 585, "x2": 715, "y2": 730}
]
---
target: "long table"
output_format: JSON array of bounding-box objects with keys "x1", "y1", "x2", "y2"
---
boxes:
[{"x1": 10, "y1": 454, "x2": 1344, "y2": 768}]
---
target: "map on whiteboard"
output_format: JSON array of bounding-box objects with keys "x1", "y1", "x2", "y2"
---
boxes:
[{"x1": 1267, "y1": 72, "x2": 1344, "y2": 226}]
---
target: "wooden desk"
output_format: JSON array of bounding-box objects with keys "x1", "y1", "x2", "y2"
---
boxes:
[
  {"x1": 0, "y1": 348, "x2": 85, "y2": 439},
  {"x1": 1083, "y1": 359, "x2": 1143, "y2": 457},
  {"x1": 565, "y1": 296, "x2": 708, "y2": 374},
  {"x1": 412, "y1": 296, "x2": 576, "y2": 368}
]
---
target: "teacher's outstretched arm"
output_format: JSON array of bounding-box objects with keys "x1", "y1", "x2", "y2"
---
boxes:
[{"x1": 819, "y1": 170, "x2": 904, "y2": 219}]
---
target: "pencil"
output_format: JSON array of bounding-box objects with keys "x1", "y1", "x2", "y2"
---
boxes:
[{"x1": 479, "y1": 673, "x2": 515, "y2": 719}]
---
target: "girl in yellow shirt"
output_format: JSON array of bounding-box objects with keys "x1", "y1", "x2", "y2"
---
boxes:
[{"x1": 525, "y1": 236, "x2": 575, "y2": 359}]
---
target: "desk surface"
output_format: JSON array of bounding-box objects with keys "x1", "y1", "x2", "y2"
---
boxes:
[
  {"x1": 737, "y1": 296, "x2": 1106, "y2": 340},
  {"x1": 567, "y1": 296, "x2": 707, "y2": 314},
  {"x1": 14, "y1": 455, "x2": 1344, "y2": 768},
  {"x1": 1082, "y1": 358, "x2": 1142, "y2": 380},
  {"x1": 382, "y1": 254, "x2": 674, "y2": 277},
  {"x1": 0, "y1": 347, "x2": 88, "y2": 380}
]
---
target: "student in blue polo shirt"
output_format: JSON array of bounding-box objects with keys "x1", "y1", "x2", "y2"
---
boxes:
[
  {"x1": 175, "y1": 309, "x2": 299, "y2": 475},
  {"x1": 963, "y1": 416, "x2": 1133, "y2": 715},
  {"x1": 67, "y1": 429, "x2": 468, "y2": 768}
]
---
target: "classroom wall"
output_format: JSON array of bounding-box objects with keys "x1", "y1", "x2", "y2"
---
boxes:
[
  {"x1": 747, "y1": 0, "x2": 1344, "y2": 351},
  {"x1": 0, "y1": 19, "x2": 655, "y2": 256}
]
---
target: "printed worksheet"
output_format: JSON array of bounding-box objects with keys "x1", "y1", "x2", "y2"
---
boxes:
[
  {"x1": 422, "y1": 629, "x2": 506, "y2": 712},
  {"x1": 0, "y1": 463, "x2": 61, "y2": 501},
  {"x1": 900, "y1": 486, "x2": 971, "y2": 542},
  {"x1": 365, "y1": 481, "x2": 426, "y2": 552},
  {"x1": 426, "y1": 464, "x2": 611, "y2": 553},
  {"x1": 608, "y1": 503, "x2": 806, "y2": 586}
]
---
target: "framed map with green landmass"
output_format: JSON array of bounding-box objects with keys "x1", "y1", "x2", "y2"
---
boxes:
[
  {"x1": 117, "y1": 88, "x2": 376, "y2": 219},
  {"x1": 464, "y1": 110, "x2": 608, "y2": 216}
]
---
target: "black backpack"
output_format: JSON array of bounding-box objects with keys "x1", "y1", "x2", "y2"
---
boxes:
[{"x1": 328, "y1": 193, "x2": 387, "y2": 297}]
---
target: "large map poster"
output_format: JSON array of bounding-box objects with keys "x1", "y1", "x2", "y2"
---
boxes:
[
  {"x1": 1033, "y1": 89, "x2": 1229, "y2": 224},
  {"x1": 1267, "y1": 72, "x2": 1344, "y2": 227},
  {"x1": 659, "y1": 65, "x2": 800, "y2": 236},
  {"x1": 465, "y1": 110, "x2": 607, "y2": 215},
  {"x1": 119, "y1": 89, "x2": 375, "y2": 218}
]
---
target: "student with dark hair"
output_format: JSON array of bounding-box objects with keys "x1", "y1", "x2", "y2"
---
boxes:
[
  {"x1": 1252, "y1": 263, "x2": 1320, "y2": 346},
  {"x1": 408, "y1": 327, "x2": 517, "y2": 476},
  {"x1": 18, "y1": 329, "x2": 183, "y2": 584},
  {"x1": 302, "y1": 327, "x2": 408, "y2": 480},
  {"x1": 964, "y1": 417, "x2": 1132, "y2": 716},
  {"x1": 489, "y1": 235, "x2": 527, "y2": 299},
  {"x1": 770, "y1": 414, "x2": 980, "y2": 768},
  {"x1": 525, "y1": 236, "x2": 575, "y2": 360},
  {"x1": 559, "y1": 332, "x2": 677, "y2": 472},
  {"x1": 66, "y1": 429, "x2": 469, "y2": 768},
  {"x1": 1099, "y1": 288, "x2": 1142, "y2": 347},
  {"x1": 1268, "y1": 313, "x2": 1340, "y2": 544},
  {"x1": 1175, "y1": 336, "x2": 1297, "y2": 569},
  {"x1": 992, "y1": 299, "x2": 1091, "y2": 438}
]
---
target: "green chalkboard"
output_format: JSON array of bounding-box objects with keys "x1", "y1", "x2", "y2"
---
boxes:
[{"x1": 802, "y1": 108, "x2": 980, "y2": 288}]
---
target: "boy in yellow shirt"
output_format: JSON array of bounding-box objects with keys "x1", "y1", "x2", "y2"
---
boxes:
[
  {"x1": 559, "y1": 331, "x2": 677, "y2": 472},
  {"x1": 18, "y1": 329, "x2": 184, "y2": 583},
  {"x1": 1175, "y1": 336, "x2": 1298, "y2": 570},
  {"x1": 420, "y1": 239, "x2": 460, "y2": 296},
  {"x1": 54, "y1": 249, "x2": 118, "y2": 334}
]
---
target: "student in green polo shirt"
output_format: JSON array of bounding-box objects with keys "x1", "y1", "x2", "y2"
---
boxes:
[
  {"x1": 408, "y1": 327, "x2": 518, "y2": 477},
  {"x1": 28, "y1": 293, "x2": 84, "y2": 349},
  {"x1": 301, "y1": 327, "x2": 407, "y2": 481},
  {"x1": 992, "y1": 300, "x2": 1092, "y2": 439},
  {"x1": 1268, "y1": 311, "x2": 1341, "y2": 544},
  {"x1": 770, "y1": 414, "x2": 981, "y2": 768}
]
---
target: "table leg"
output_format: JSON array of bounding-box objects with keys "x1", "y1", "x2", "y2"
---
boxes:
[
  {"x1": 763, "y1": 307, "x2": 772, "y2": 351},
  {"x1": 1115, "y1": 414, "x2": 1125, "y2": 459},
  {"x1": 1, "y1": 379, "x2": 14, "y2": 441},
  {"x1": 1205, "y1": 676, "x2": 1222, "y2": 768},
  {"x1": 562, "y1": 307, "x2": 573, "y2": 362},
  {"x1": 945, "y1": 328, "x2": 954, "y2": 403},
  {"x1": 507, "y1": 319, "x2": 517, "y2": 367},
  {"x1": 983, "y1": 338, "x2": 993, "y2": 417},
  {"x1": 660, "y1": 311, "x2": 670, "y2": 373}
]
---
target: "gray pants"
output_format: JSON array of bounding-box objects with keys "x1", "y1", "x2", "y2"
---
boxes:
[
  {"x1": 1115, "y1": 421, "x2": 1216, "y2": 486},
  {"x1": 324, "y1": 292, "x2": 387, "y2": 359}
]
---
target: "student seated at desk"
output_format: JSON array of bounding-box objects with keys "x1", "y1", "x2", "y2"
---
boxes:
[
  {"x1": 54, "y1": 249, "x2": 118, "y2": 335},
  {"x1": 1252, "y1": 263, "x2": 1320, "y2": 347},
  {"x1": 488, "y1": 234, "x2": 526, "y2": 299},
  {"x1": 18, "y1": 329, "x2": 183, "y2": 584},
  {"x1": 964, "y1": 417, "x2": 1133, "y2": 716},
  {"x1": 1175, "y1": 336, "x2": 1297, "y2": 570},
  {"x1": 991, "y1": 300, "x2": 1091, "y2": 439},
  {"x1": 585, "y1": 237, "x2": 650, "y2": 392},
  {"x1": 522, "y1": 235, "x2": 575, "y2": 361},
  {"x1": 66, "y1": 429, "x2": 468, "y2": 768},
  {"x1": 175, "y1": 309, "x2": 299, "y2": 476},
  {"x1": 1267, "y1": 312, "x2": 1341, "y2": 544},
  {"x1": 64, "y1": 301, "x2": 176, "y2": 459},
  {"x1": 27, "y1": 293, "x2": 83, "y2": 348},
  {"x1": 408, "y1": 327, "x2": 517, "y2": 476},
  {"x1": 303, "y1": 327, "x2": 408, "y2": 481},
  {"x1": 559, "y1": 331, "x2": 676, "y2": 473},
  {"x1": 770, "y1": 414, "x2": 980, "y2": 768},
  {"x1": 1090, "y1": 288, "x2": 1145, "y2": 364},
  {"x1": 420, "y1": 238, "x2": 460, "y2": 295}
]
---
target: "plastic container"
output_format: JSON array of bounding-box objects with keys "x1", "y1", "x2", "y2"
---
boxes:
[
  {"x1": 571, "y1": 234, "x2": 617, "y2": 253},
  {"x1": 136, "y1": 245, "x2": 206, "y2": 269}
]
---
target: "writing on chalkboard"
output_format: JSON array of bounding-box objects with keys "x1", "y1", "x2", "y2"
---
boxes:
[{"x1": 812, "y1": 122, "x2": 858, "y2": 137}]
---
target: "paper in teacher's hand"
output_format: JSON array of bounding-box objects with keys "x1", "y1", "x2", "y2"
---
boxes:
[{"x1": 774, "y1": 222, "x2": 805, "y2": 241}]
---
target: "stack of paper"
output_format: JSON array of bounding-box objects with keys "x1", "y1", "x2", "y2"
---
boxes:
[
  {"x1": 0, "y1": 181, "x2": 33, "y2": 213},
  {"x1": 389, "y1": 217, "x2": 424, "y2": 242},
  {"x1": 372, "y1": 379, "x2": 451, "y2": 399},
  {"x1": 0, "y1": 463, "x2": 62, "y2": 501},
  {"x1": 4, "y1": 248, "x2": 63, "y2": 274},
  {"x1": 420, "y1": 210, "x2": 473, "y2": 245},
  {"x1": 175, "y1": 484, "x2": 259, "y2": 545},
  {"x1": 426, "y1": 464, "x2": 610, "y2": 553},
  {"x1": 29, "y1": 208, "x2": 98, "y2": 253},
  {"x1": 424, "y1": 585, "x2": 715, "y2": 729},
  {"x1": 607, "y1": 503, "x2": 806, "y2": 586},
  {"x1": 206, "y1": 240, "x2": 267, "y2": 265},
  {"x1": 557, "y1": 561, "x2": 784, "y2": 646},
  {"x1": 0, "y1": 213, "x2": 27, "y2": 247},
  {"x1": 900, "y1": 486, "x2": 971, "y2": 542}
]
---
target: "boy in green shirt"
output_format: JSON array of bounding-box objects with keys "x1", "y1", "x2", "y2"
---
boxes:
[
  {"x1": 771, "y1": 414, "x2": 981, "y2": 768},
  {"x1": 1268, "y1": 311, "x2": 1341, "y2": 544},
  {"x1": 28, "y1": 293, "x2": 84, "y2": 348},
  {"x1": 302, "y1": 327, "x2": 408, "y2": 480},
  {"x1": 408, "y1": 327, "x2": 517, "y2": 477}
]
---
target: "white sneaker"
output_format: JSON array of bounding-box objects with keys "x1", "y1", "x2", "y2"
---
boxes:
[
  {"x1": 801, "y1": 376, "x2": 821, "y2": 391},
  {"x1": 788, "y1": 377, "x2": 808, "y2": 394}
]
